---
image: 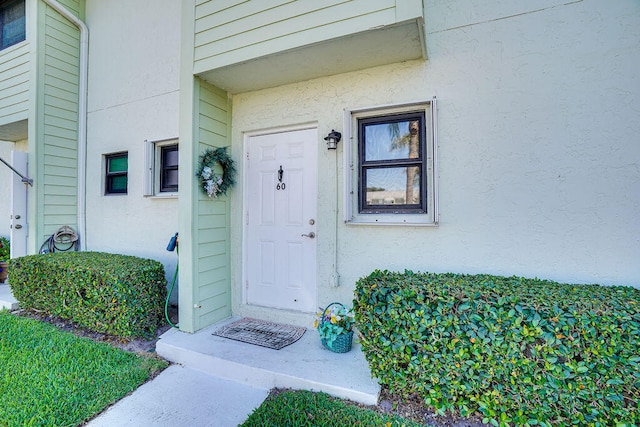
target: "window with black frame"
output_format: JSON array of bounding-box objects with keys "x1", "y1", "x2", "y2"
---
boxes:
[
  {"x1": 358, "y1": 112, "x2": 426, "y2": 214},
  {"x1": 0, "y1": 0, "x2": 25, "y2": 50},
  {"x1": 159, "y1": 144, "x2": 178, "y2": 193},
  {"x1": 105, "y1": 152, "x2": 128, "y2": 195}
]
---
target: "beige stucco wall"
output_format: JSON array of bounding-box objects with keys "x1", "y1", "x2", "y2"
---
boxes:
[
  {"x1": 230, "y1": 0, "x2": 640, "y2": 326},
  {"x1": 84, "y1": 0, "x2": 181, "y2": 298}
]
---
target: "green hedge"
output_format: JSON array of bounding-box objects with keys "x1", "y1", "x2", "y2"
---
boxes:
[
  {"x1": 9, "y1": 252, "x2": 167, "y2": 338},
  {"x1": 353, "y1": 270, "x2": 640, "y2": 426}
]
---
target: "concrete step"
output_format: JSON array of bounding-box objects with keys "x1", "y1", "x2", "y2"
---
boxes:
[
  {"x1": 156, "y1": 317, "x2": 380, "y2": 406},
  {"x1": 0, "y1": 284, "x2": 18, "y2": 310}
]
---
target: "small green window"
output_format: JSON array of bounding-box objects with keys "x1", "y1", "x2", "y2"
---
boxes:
[{"x1": 105, "y1": 152, "x2": 128, "y2": 194}]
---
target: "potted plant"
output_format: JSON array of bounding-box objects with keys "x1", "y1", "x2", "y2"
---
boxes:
[
  {"x1": 314, "y1": 302, "x2": 355, "y2": 353},
  {"x1": 0, "y1": 237, "x2": 9, "y2": 284}
]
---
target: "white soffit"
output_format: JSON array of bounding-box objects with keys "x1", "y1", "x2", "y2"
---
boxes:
[
  {"x1": 0, "y1": 119, "x2": 27, "y2": 141},
  {"x1": 198, "y1": 19, "x2": 426, "y2": 94}
]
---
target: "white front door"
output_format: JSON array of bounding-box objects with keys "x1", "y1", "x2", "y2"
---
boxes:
[
  {"x1": 10, "y1": 151, "x2": 28, "y2": 258},
  {"x1": 245, "y1": 128, "x2": 318, "y2": 312}
]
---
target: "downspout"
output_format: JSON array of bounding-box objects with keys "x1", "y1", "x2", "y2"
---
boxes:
[{"x1": 42, "y1": 0, "x2": 88, "y2": 250}]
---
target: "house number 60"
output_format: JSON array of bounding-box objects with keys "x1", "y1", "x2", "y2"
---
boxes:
[{"x1": 276, "y1": 165, "x2": 286, "y2": 190}]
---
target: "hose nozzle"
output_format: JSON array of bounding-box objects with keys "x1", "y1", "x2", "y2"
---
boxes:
[{"x1": 166, "y1": 233, "x2": 178, "y2": 252}]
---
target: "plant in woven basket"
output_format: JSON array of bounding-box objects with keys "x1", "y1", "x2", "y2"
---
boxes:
[{"x1": 314, "y1": 302, "x2": 355, "y2": 352}]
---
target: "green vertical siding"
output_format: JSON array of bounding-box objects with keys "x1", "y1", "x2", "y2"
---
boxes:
[
  {"x1": 35, "y1": 0, "x2": 83, "y2": 243},
  {"x1": 0, "y1": 44, "x2": 29, "y2": 126},
  {"x1": 193, "y1": 79, "x2": 232, "y2": 329}
]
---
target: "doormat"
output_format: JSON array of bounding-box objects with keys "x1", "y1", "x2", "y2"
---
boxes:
[{"x1": 212, "y1": 317, "x2": 306, "y2": 350}]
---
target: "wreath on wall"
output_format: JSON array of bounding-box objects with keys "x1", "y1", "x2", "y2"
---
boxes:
[{"x1": 196, "y1": 147, "x2": 237, "y2": 198}]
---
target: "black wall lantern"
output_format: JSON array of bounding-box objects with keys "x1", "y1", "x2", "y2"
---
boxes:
[{"x1": 324, "y1": 129, "x2": 342, "y2": 150}]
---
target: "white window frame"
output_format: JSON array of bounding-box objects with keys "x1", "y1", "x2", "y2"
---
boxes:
[
  {"x1": 343, "y1": 98, "x2": 438, "y2": 226},
  {"x1": 144, "y1": 138, "x2": 179, "y2": 197}
]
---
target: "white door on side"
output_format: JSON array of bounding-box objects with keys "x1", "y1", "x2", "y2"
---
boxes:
[
  {"x1": 246, "y1": 128, "x2": 317, "y2": 312},
  {"x1": 10, "y1": 151, "x2": 28, "y2": 258}
]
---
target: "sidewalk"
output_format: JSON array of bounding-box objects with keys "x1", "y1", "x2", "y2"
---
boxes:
[
  {"x1": 0, "y1": 284, "x2": 18, "y2": 310},
  {"x1": 86, "y1": 364, "x2": 269, "y2": 427}
]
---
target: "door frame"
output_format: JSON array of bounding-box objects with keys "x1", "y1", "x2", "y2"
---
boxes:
[{"x1": 241, "y1": 123, "x2": 319, "y2": 308}]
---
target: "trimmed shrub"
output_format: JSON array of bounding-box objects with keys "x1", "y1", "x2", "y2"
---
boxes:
[
  {"x1": 9, "y1": 252, "x2": 167, "y2": 338},
  {"x1": 354, "y1": 270, "x2": 640, "y2": 426}
]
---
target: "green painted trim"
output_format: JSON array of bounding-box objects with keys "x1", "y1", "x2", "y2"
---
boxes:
[{"x1": 178, "y1": 0, "x2": 197, "y2": 333}]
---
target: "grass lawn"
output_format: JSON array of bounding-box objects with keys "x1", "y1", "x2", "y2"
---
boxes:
[
  {"x1": 241, "y1": 389, "x2": 423, "y2": 427},
  {"x1": 0, "y1": 310, "x2": 167, "y2": 426}
]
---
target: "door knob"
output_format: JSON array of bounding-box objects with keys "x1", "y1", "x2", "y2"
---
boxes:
[
  {"x1": 301, "y1": 232, "x2": 315, "y2": 239},
  {"x1": 14, "y1": 224, "x2": 22, "y2": 229}
]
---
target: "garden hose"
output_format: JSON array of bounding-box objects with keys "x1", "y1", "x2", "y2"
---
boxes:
[
  {"x1": 165, "y1": 246, "x2": 179, "y2": 329},
  {"x1": 39, "y1": 225, "x2": 79, "y2": 254}
]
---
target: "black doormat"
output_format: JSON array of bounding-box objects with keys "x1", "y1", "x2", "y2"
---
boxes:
[{"x1": 212, "y1": 317, "x2": 306, "y2": 350}]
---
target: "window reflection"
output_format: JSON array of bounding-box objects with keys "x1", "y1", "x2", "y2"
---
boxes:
[
  {"x1": 364, "y1": 120, "x2": 421, "y2": 161},
  {"x1": 365, "y1": 167, "x2": 421, "y2": 206}
]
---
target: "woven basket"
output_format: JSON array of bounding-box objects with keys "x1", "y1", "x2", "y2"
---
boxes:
[
  {"x1": 321, "y1": 330, "x2": 353, "y2": 353},
  {"x1": 319, "y1": 302, "x2": 354, "y2": 353}
]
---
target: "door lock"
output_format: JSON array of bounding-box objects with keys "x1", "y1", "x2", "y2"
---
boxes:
[{"x1": 301, "y1": 232, "x2": 315, "y2": 239}]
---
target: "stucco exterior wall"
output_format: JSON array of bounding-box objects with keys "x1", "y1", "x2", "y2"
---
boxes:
[
  {"x1": 84, "y1": 0, "x2": 181, "y2": 295},
  {"x1": 230, "y1": 0, "x2": 640, "y2": 325}
]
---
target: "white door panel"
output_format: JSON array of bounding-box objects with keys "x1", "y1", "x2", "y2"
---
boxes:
[
  {"x1": 10, "y1": 151, "x2": 28, "y2": 258},
  {"x1": 246, "y1": 128, "x2": 317, "y2": 312}
]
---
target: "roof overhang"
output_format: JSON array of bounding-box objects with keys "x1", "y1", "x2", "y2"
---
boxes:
[
  {"x1": 0, "y1": 119, "x2": 27, "y2": 141},
  {"x1": 197, "y1": 18, "x2": 426, "y2": 94}
]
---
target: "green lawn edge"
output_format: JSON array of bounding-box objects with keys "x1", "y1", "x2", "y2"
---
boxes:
[
  {"x1": 0, "y1": 310, "x2": 168, "y2": 426},
  {"x1": 241, "y1": 389, "x2": 423, "y2": 427}
]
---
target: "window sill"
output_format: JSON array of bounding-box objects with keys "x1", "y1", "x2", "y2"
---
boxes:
[
  {"x1": 346, "y1": 214, "x2": 438, "y2": 227},
  {"x1": 146, "y1": 193, "x2": 178, "y2": 199}
]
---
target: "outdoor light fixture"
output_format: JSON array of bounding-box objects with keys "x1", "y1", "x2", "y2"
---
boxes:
[{"x1": 324, "y1": 129, "x2": 342, "y2": 150}]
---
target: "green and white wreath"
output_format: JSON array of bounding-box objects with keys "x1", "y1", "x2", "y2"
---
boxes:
[{"x1": 197, "y1": 147, "x2": 236, "y2": 198}]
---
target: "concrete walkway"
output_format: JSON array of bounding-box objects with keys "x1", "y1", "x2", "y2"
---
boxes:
[
  {"x1": 87, "y1": 365, "x2": 269, "y2": 427},
  {"x1": 0, "y1": 284, "x2": 18, "y2": 310},
  {"x1": 88, "y1": 318, "x2": 380, "y2": 426}
]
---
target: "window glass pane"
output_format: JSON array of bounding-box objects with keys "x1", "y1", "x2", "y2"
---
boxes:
[
  {"x1": 364, "y1": 120, "x2": 420, "y2": 161},
  {"x1": 110, "y1": 175, "x2": 127, "y2": 191},
  {"x1": 108, "y1": 156, "x2": 127, "y2": 172},
  {"x1": 1, "y1": 0, "x2": 25, "y2": 49},
  {"x1": 162, "y1": 146, "x2": 178, "y2": 167},
  {"x1": 365, "y1": 166, "x2": 421, "y2": 206},
  {"x1": 162, "y1": 170, "x2": 178, "y2": 188}
]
